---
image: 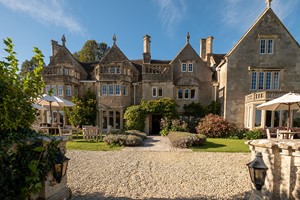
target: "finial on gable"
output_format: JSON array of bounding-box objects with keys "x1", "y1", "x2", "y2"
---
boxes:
[
  {"x1": 186, "y1": 32, "x2": 190, "y2": 43},
  {"x1": 113, "y1": 34, "x2": 117, "y2": 45},
  {"x1": 266, "y1": 0, "x2": 272, "y2": 8},
  {"x1": 61, "y1": 34, "x2": 66, "y2": 46}
]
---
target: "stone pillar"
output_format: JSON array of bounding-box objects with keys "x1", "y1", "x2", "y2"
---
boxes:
[
  {"x1": 99, "y1": 109, "x2": 103, "y2": 130},
  {"x1": 292, "y1": 145, "x2": 300, "y2": 199},
  {"x1": 106, "y1": 110, "x2": 109, "y2": 128}
]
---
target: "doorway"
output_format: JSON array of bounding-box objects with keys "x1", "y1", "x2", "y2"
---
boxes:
[{"x1": 151, "y1": 115, "x2": 162, "y2": 135}]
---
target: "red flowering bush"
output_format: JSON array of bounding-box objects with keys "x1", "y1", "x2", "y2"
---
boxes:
[{"x1": 196, "y1": 114, "x2": 235, "y2": 138}]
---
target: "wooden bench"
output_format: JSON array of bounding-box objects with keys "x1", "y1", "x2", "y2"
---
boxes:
[{"x1": 58, "y1": 125, "x2": 73, "y2": 141}]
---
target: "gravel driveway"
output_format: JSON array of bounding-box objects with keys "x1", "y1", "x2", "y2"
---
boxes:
[{"x1": 67, "y1": 138, "x2": 251, "y2": 200}]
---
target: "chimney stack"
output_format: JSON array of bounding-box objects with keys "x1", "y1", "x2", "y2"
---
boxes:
[
  {"x1": 143, "y1": 35, "x2": 151, "y2": 64},
  {"x1": 200, "y1": 36, "x2": 214, "y2": 61}
]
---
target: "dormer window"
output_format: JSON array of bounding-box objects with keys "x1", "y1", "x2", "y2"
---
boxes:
[{"x1": 260, "y1": 39, "x2": 273, "y2": 54}]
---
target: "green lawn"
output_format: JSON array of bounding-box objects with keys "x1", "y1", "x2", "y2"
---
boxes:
[
  {"x1": 192, "y1": 138, "x2": 250, "y2": 153},
  {"x1": 66, "y1": 139, "x2": 121, "y2": 151}
]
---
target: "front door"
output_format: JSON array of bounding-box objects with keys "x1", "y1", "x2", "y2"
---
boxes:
[{"x1": 151, "y1": 115, "x2": 162, "y2": 135}]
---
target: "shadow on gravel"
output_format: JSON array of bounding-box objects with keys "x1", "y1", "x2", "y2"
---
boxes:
[
  {"x1": 142, "y1": 138, "x2": 160, "y2": 147},
  {"x1": 71, "y1": 191, "x2": 251, "y2": 200}
]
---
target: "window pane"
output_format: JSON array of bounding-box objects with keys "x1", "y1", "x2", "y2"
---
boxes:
[
  {"x1": 115, "y1": 84, "x2": 120, "y2": 95},
  {"x1": 267, "y1": 39, "x2": 273, "y2": 54},
  {"x1": 123, "y1": 85, "x2": 128, "y2": 96},
  {"x1": 181, "y1": 63, "x2": 187, "y2": 72},
  {"x1": 265, "y1": 72, "x2": 271, "y2": 90},
  {"x1": 158, "y1": 87, "x2": 163, "y2": 97},
  {"x1": 184, "y1": 89, "x2": 189, "y2": 99},
  {"x1": 152, "y1": 87, "x2": 157, "y2": 97},
  {"x1": 273, "y1": 72, "x2": 279, "y2": 90},
  {"x1": 66, "y1": 85, "x2": 71, "y2": 96},
  {"x1": 260, "y1": 39, "x2": 266, "y2": 54},
  {"x1": 116, "y1": 67, "x2": 120, "y2": 74},
  {"x1": 109, "y1": 84, "x2": 114, "y2": 95},
  {"x1": 255, "y1": 109, "x2": 262, "y2": 127},
  {"x1": 188, "y1": 63, "x2": 193, "y2": 72},
  {"x1": 110, "y1": 67, "x2": 115, "y2": 74},
  {"x1": 58, "y1": 85, "x2": 63, "y2": 96},
  {"x1": 258, "y1": 72, "x2": 264, "y2": 90},
  {"x1": 102, "y1": 85, "x2": 107, "y2": 95},
  {"x1": 191, "y1": 89, "x2": 195, "y2": 99},
  {"x1": 178, "y1": 89, "x2": 183, "y2": 99},
  {"x1": 251, "y1": 72, "x2": 257, "y2": 90}
]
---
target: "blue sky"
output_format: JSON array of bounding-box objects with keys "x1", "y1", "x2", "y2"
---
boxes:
[{"x1": 0, "y1": 0, "x2": 299, "y2": 67}]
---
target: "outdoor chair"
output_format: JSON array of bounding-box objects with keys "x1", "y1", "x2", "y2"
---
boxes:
[{"x1": 58, "y1": 125, "x2": 73, "y2": 141}]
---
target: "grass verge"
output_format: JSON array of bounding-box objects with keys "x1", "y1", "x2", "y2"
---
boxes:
[
  {"x1": 192, "y1": 138, "x2": 250, "y2": 153},
  {"x1": 66, "y1": 139, "x2": 122, "y2": 151}
]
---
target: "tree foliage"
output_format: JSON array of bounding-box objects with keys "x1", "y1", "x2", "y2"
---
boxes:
[
  {"x1": 124, "y1": 105, "x2": 145, "y2": 131},
  {"x1": 64, "y1": 90, "x2": 97, "y2": 126},
  {"x1": 19, "y1": 57, "x2": 40, "y2": 79},
  {"x1": 73, "y1": 40, "x2": 109, "y2": 62},
  {"x1": 0, "y1": 38, "x2": 45, "y2": 133}
]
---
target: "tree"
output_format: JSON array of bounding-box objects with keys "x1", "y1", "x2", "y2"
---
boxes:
[
  {"x1": 19, "y1": 57, "x2": 39, "y2": 78},
  {"x1": 0, "y1": 38, "x2": 45, "y2": 133},
  {"x1": 64, "y1": 90, "x2": 97, "y2": 126},
  {"x1": 73, "y1": 40, "x2": 109, "y2": 62}
]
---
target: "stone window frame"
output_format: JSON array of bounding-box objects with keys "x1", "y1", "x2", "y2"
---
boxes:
[
  {"x1": 58, "y1": 85, "x2": 63, "y2": 96},
  {"x1": 66, "y1": 85, "x2": 72, "y2": 96},
  {"x1": 123, "y1": 85, "x2": 128, "y2": 96},
  {"x1": 152, "y1": 87, "x2": 157, "y2": 97},
  {"x1": 108, "y1": 84, "x2": 114, "y2": 95},
  {"x1": 250, "y1": 70, "x2": 280, "y2": 91},
  {"x1": 181, "y1": 63, "x2": 187, "y2": 72},
  {"x1": 102, "y1": 84, "x2": 107, "y2": 96},
  {"x1": 115, "y1": 84, "x2": 121, "y2": 96},
  {"x1": 258, "y1": 34, "x2": 277, "y2": 55},
  {"x1": 188, "y1": 63, "x2": 193, "y2": 72},
  {"x1": 177, "y1": 88, "x2": 196, "y2": 100}
]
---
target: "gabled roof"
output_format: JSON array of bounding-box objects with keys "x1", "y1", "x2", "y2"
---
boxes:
[
  {"x1": 48, "y1": 44, "x2": 88, "y2": 76},
  {"x1": 226, "y1": 7, "x2": 300, "y2": 57},
  {"x1": 99, "y1": 43, "x2": 132, "y2": 65},
  {"x1": 170, "y1": 42, "x2": 204, "y2": 64}
]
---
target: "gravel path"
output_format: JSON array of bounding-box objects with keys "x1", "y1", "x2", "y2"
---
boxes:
[{"x1": 67, "y1": 150, "x2": 251, "y2": 199}]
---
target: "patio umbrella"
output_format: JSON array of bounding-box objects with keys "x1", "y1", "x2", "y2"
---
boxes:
[
  {"x1": 32, "y1": 103, "x2": 46, "y2": 110},
  {"x1": 256, "y1": 92, "x2": 300, "y2": 129},
  {"x1": 36, "y1": 94, "x2": 75, "y2": 124}
]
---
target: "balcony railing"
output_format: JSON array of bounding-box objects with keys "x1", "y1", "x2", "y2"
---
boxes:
[{"x1": 245, "y1": 91, "x2": 287, "y2": 103}]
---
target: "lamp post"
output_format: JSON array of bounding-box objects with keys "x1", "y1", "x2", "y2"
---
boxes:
[
  {"x1": 53, "y1": 152, "x2": 70, "y2": 183},
  {"x1": 247, "y1": 152, "x2": 268, "y2": 191}
]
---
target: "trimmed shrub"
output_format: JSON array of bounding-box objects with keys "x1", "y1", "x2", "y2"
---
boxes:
[
  {"x1": 228, "y1": 128, "x2": 249, "y2": 139},
  {"x1": 103, "y1": 134, "x2": 143, "y2": 146},
  {"x1": 160, "y1": 118, "x2": 188, "y2": 136},
  {"x1": 126, "y1": 130, "x2": 147, "y2": 140},
  {"x1": 168, "y1": 131, "x2": 206, "y2": 148},
  {"x1": 196, "y1": 114, "x2": 234, "y2": 138},
  {"x1": 125, "y1": 135, "x2": 143, "y2": 146},
  {"x1": 243, "y1": 129, "x2": 263, "y2": 140}
]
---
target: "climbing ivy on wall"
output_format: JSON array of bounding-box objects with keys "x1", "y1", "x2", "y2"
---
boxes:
[{"x1": 124, "y1": 98, "x2": 179, "y2": 131}]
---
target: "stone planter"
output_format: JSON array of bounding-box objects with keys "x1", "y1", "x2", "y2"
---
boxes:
[{"x1": 247, "y1": 139, "x2": 300, "y2": 200}]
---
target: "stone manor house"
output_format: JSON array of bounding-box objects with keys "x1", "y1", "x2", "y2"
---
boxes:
[{"x1": 41, "y1": 2, "x2": 300, "y2": 134}]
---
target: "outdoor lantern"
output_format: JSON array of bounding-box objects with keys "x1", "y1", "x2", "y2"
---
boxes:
[
  {"x1": 53, "y1": 152, "x2": 70, "y2": 183},
  {"x1": 247, "y1": 152, "x2": 268, "y2": 190}
]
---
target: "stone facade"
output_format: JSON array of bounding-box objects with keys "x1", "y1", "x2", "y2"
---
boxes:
[{"x1": 42, "y1": 3, "x2": 300, "y2": 132}]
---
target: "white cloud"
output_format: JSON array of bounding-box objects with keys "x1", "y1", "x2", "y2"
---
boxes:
[
  {"x1": 0, "y1": 0, "x2": 84, "y2": 33},
  {"x1": 221, "y1": 0, "x2": 299, "y2": 32},
  {"x1": 221, "y1": 0, "x2": 265, "y2": 32},
  {"x1": 155, "y1": 0, "x2": 187, "y2": 37}
]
